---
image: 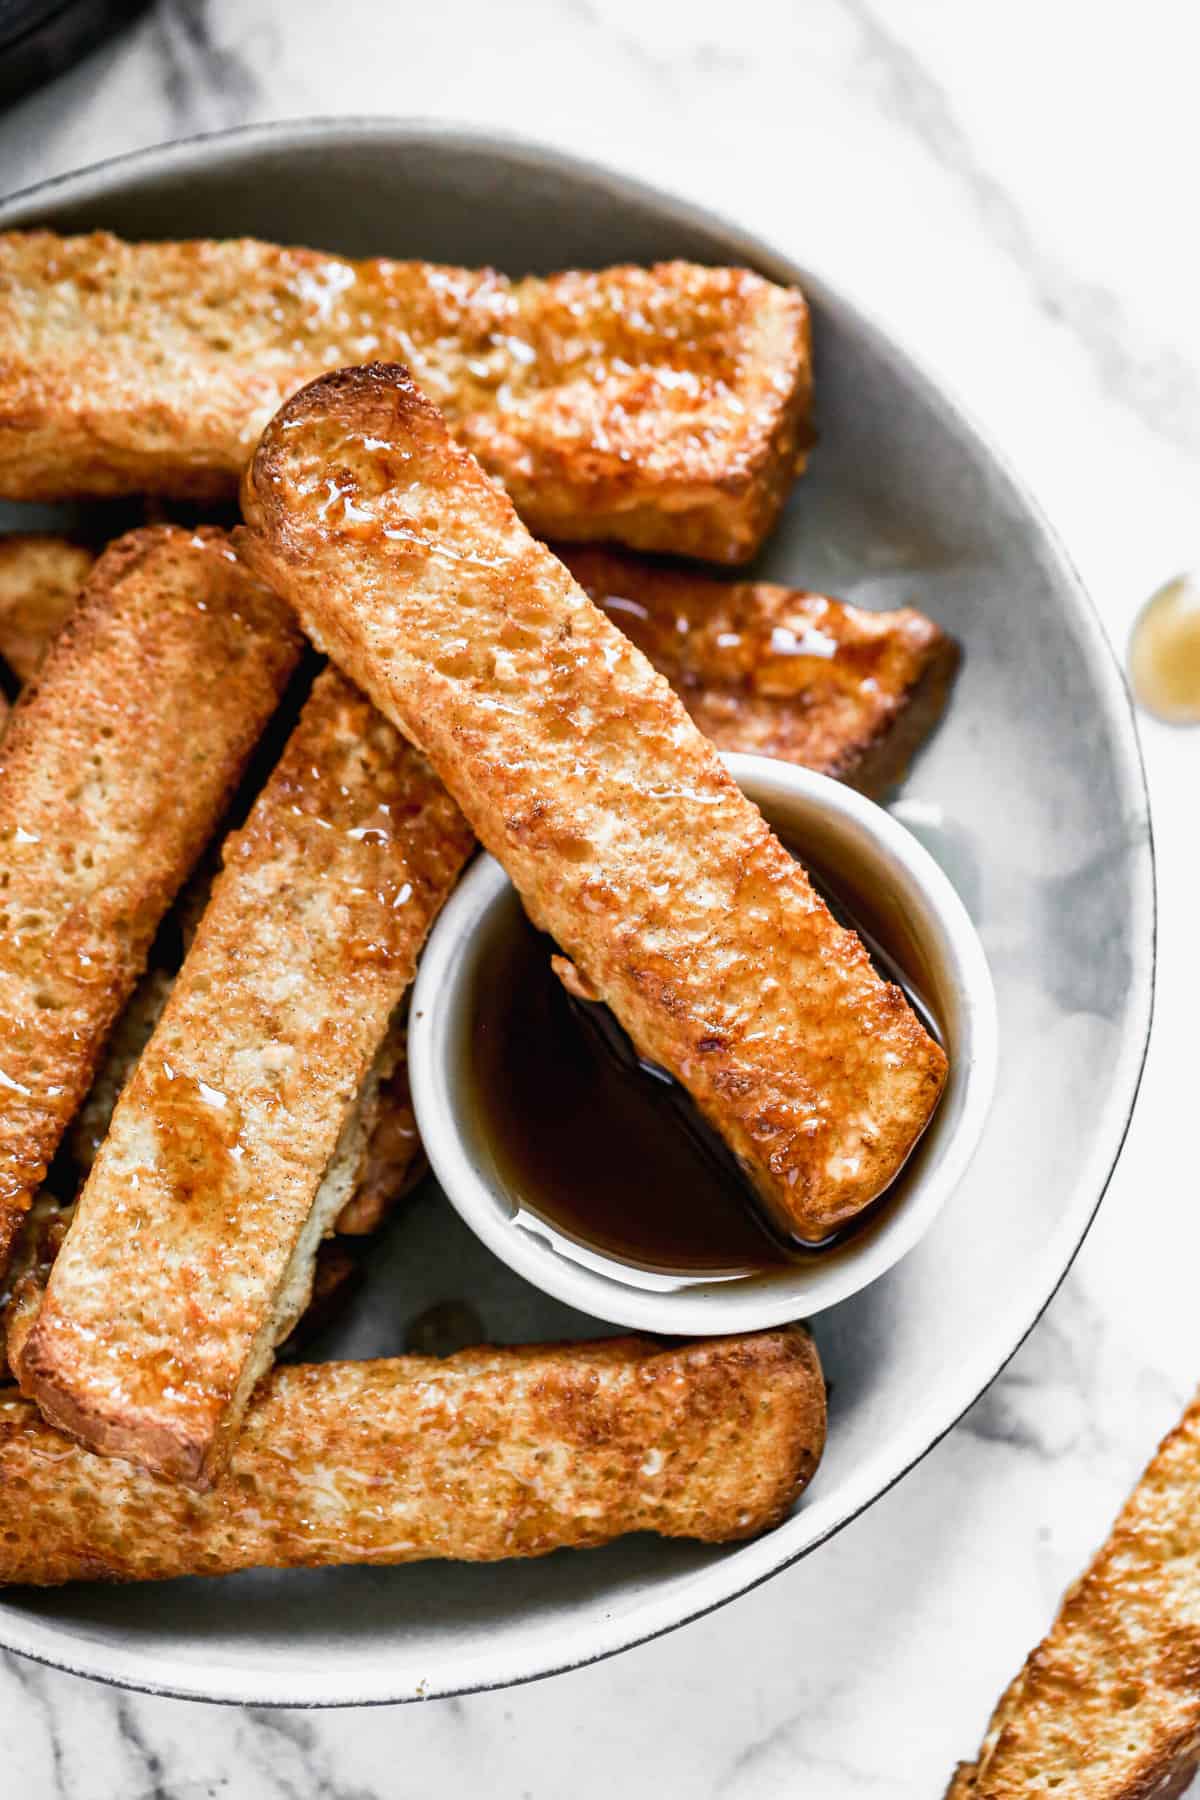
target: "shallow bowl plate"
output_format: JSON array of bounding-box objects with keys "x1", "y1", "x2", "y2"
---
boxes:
[{"x1": 0, "y1": 119, "x2": 1154, "y2": 1707}]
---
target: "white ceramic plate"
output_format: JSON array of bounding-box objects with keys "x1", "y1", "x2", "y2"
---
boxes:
[{"x1": 0, "y1": 119, "x2": 1154, "y2": 1706}]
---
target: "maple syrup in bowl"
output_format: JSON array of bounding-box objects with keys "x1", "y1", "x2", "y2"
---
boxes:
[
  {"x1": 471, "y1": 890, "x2": 790, "y2": 1286},
  {"x1": 409, "y1": 755, "x2": 997, "y2": 1334}
]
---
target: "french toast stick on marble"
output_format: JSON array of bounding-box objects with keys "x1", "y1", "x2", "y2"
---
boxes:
[{"x1": 948, "y1": 1389, "x2": 1200, "y2": 1800}]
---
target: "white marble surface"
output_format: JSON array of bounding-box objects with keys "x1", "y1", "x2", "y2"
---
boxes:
[{"x1": 0, "y1": 1, "x2": 1197, "y2": 1793}]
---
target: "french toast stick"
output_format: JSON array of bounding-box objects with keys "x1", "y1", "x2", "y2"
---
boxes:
[
  {"x1": 0, "y1": 1190, "x2": 68, "y2": 1377},
  {"x1": 0, "y1": 233, "x2": 812, "y2": 562},
  {"x1": 239, "y1": 364, "x2": 947, "y2": 1246},
  {"x1": 67, "y1": 965, "x2": 175, "y2": 1179},
  {"x1": 70, "y1": 967, "x2": 423, "y2": 1231},
  {"x1": 948, "y1": 1391, "x2": 1200, "y2": 1800},
  {"x1": 0, "y1": 534, "x2": 94, "y2": 683},
  {"x1": 561, "y1": 548, "x2": 960, "y2": 796},
  {"x1": 0, "y1": 1328, "x2": 825, "y2": 1583},
  {"x1": 331, "y1": 1012, "x2": 425, "y2": 1235},
  {"x1": 16, "y1": 667, "x2": 474, "y2": 1486},
  {"x1": 0, "y1": 527, "x2": 301, "y2": 1273}
]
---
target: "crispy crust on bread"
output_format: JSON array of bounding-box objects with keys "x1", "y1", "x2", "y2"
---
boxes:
[
  {"x1": 277, "y1": 1240, "x2": 364, "y2": 1356},
  {"x1": 16, "y1": 667, "x2": 474, "y2": 1486},
  {"x1": 0, "y1": 1328, "x2": 825, "y2": 1582},
  {"x1": 0, "y1": 233, "x2": 811, "y2": 561},
  {"x1": 0, "y1": 527, "x2": 301, "y2": 1273},
  {"x1": 332, "y1": 1012, "x2": 425, "y2": 1234},
  {"x1": 950, "y1": 1393, "x2": 1200, "y2": 1799},
  {"x1": 238, "y1": 363, "x2": 946, "y2": 1244},
  {"x1": 0, "y1": 1190, "x2": 69, "y2": 1377},
  {"x1": 562, "y1": 547, "x2": 960, "y2": 795},
  {"x1": 0, "y1": 534, "x2": 94, "y2": 683}
]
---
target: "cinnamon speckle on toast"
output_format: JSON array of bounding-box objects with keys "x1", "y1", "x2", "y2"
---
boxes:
[
  {"x1": 0, "y1": 1329, "x2": 825, "y2": 1583},
  {"x1": 0, "y1": 233, "x2": 812, "y2": 561},
  {"x1": 238, "y1": 363, "x2": 946, "y2": 1245}
]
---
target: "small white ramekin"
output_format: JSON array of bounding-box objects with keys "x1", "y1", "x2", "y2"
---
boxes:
[{"x1": 409, "y1": 754, "x2": 997, "y2": 1334}]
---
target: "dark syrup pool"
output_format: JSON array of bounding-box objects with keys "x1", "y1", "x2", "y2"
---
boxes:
[{"x1": 467, "y1": 848, "x2": 943, "y2": 1288}]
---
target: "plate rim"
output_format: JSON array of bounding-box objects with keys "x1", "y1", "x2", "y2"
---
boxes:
[{"x1": 0, "y1": 115, "x2": 1157, "y2": 1708}]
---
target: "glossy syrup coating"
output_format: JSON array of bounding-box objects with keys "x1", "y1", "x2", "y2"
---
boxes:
[
  {"x1": 2, "y1": 1019, "x2": 415, "y2": 1379},
  {"x1": 70, "y1": 965, "x2": 423, "y2": 1237},
  {"x1": 0, "y1": 526, "x2": 302, "y2": 1275},
  {"x1": 0, "y1": 232, "x2": 812, "y2": 561},
  {"x1": 561, "y1": 546, "x2": 960, "y2": 795},
  {"x1": 0, "y1": 1329, "x2": 826, "y2": 1584},
  {"x1": 239, "y1": 364, "x2": 947, "y2": 1246},
  {"x1": 947, "y1": 1388, "x2": 1200, "y2": 1800},
  {"x1": 16, "y1": 668, "x2": 475, "y2": 1487}
]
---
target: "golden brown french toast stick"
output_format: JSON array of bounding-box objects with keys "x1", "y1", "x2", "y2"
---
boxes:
[
  {"x1": 561, "y1": 548, "x2": 960, "y2": 796},
  {"x1": 70, "y1": 971, "x2": 422, "y2": 1231},
  {"x1": 239, "y1": 364, "x2": 946, "y2": 1245},
  {"x1": 0, "y1": 1190, "x2": 69, "y2": 1377},
  {"x1": 0, "y1": 1329, "x2": 825, "y2": 1583},
  {"x1": 0, "y1": 527, "x2": 301, "y2": 1273},
  {"x1": 66, "y1": 966, "x2": 175, "y2": 1179},
  {"x1": 0, "y1": 233, "x2": 812, "y2": 562},
  {"x1": 0, "y1": 534, "x2": 94, "y2": 682},
  {"x1": 948, "y1": 1391, "x2": 1200, "y2": 1800},
  {"x1": 332, "y1": 1014, "x2": 425, "y2": 1235},
  {"x1": 16, "y1": 667, "x2": 474, "y2": 1486}
]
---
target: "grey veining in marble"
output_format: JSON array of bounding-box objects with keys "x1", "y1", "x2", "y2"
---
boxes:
[
  {"x1": 842, "y1": 0, "x2": 1200, "y2": 457},
  {"x1": 0, "y1": 1, "x2": 1195, "y2": 1795},
  {"x1": 152, "y1": 0, "x2": 261, "y2": 133}
]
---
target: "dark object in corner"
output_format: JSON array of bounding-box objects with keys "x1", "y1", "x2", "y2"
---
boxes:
[{"x1": 0, "y1": 1, "x2": 145, "y2": 106}]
